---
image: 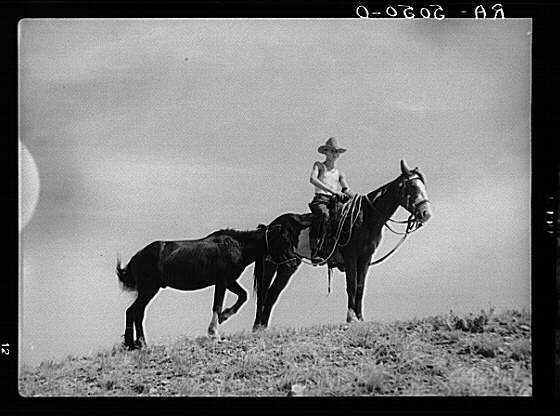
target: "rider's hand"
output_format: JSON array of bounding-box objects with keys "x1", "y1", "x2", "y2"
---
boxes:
[{"x1": 336, "y1": 192, "x2": 348, "y2": 202}]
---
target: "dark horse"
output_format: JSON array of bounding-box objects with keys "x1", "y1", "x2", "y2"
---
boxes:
[
  {"x1": 253, "y1": 160, "x2": 433, "y2": 330},
  {"x1": 116, "y1": 223, "x2": 294, "y2": 350}
]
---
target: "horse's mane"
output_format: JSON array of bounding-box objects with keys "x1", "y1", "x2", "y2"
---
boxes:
[
  {"x1": 366, "y1": 169, "x2": 425, "y2": 205},
  {"x1": 208, "y1": 226, "x2": 265, "y2": 241},
  {"x1": 366, "y1": 174, "x2": 403, "y2": 203}
]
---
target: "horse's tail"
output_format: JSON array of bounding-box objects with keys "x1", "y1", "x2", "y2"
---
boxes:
[{"x1": 116, "y1": 255, "x2": 137, "y2": 292}]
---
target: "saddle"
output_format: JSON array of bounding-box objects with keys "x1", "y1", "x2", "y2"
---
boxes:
[
  {"x1": 295, "y1": 196, "x2": 359, "y2": 272},
  {"x1": 318, "y1": 198, "x2": 348, "y2": 271}
]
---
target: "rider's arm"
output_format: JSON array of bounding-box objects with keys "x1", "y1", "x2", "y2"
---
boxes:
[
  {"x1": 339, "y1": 171, "x2": 354, "y2": 198},
  {"x1": 310, "y1": 162, "x2": 343, "y2": 196}
]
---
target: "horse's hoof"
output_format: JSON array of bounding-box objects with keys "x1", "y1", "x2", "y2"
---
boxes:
[
  {"x1": 134, "y1": 339, "x2": 145, "y2": 349},
  {"x1": 346, "y1": 310, "x2": 358, "y2": 323},
  {"x1": 124, "y1": 342, "x2": 136, "y2": 351},
  {"x1": 208, "y1": 329, "x2": 221, "y2": 340},
  {"x1": 252, "y1": 324, "x2": 266, "y2": 332}
]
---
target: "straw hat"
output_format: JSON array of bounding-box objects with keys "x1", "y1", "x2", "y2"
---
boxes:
[{"x1": 318, "y1": 137, "x2": 347, "y2": 154}]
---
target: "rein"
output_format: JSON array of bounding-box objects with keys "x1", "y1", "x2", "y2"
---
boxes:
[
  {"x1": 297, "y1": 192, "x2": 422, "y2": 294},
  {"x1": 367, "y1": 212, "x2": 419, "y2": 265},
  {"x1": 310, "y1": 174, "x2": 427, "y2": 268},
  {"x1": 361, "y1": 176, "x2": 426, "y2": 265},
  {"x1": 265, "y1": 173, "x2": 428, "y2": 284},
  {"x1": 356, "y1": 193, "x2": 423, "y2": 266}
]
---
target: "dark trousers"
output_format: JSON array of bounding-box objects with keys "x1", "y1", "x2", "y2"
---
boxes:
[{"x1": 309, "y1": 193, "x2": 334, "y2": 241}]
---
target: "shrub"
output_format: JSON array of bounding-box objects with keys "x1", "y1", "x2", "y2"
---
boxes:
[
  {"x1": 458, "y1": 334, "x2": 502, "y2": 358},
  {"x1": 510, "y1": 339, "x2": 531, "y2": 361},
  {"x1": 472, "y1": 336, "x2": 501, "y2": 358},
  {"x1": 360, "y1": 364, "x2": 387, "y2": 394}
]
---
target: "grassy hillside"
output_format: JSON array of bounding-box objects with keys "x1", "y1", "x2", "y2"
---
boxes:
[{"x1": 19, "y1": 309, "x2": 531, "y2": 396}]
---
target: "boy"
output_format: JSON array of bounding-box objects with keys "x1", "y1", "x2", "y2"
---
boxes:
[{"x1": 308, "y1": 137, "x2": 354, "y2": 264}]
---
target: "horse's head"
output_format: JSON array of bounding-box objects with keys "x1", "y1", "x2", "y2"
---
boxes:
[
  {"x1": 258, "y1": 223, "x2": 298, "y2": 265},
  {"x1": 398, "y1": 160, "x2": 432, "y2": 225}
]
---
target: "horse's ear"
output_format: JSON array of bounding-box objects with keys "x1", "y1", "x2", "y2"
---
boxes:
[{"x1": 400, "y1": 159, "x2": 411, "y2": 175}]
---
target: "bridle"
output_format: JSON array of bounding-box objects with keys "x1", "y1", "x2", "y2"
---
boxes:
[
  {"x1": 400, "y1": 174, "x2": 431, "y2": 221},
  {"x1": 362, "y1": 173, "x2": 429, "y2": 265},
  {"x1": 364, "y1": 174, "x2": 429, "y2": 226}
]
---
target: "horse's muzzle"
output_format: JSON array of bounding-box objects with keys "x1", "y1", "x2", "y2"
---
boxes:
[{"x1": 416, "y1": 201, "x2": 432, "y2": 224}]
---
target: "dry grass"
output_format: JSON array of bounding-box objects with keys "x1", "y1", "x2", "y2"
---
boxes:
[{"x1": 19, "y1": 308, "x2": 531, "y2": 396}]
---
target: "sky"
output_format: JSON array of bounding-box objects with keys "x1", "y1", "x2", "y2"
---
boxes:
[{"x1": 19, "y1": 19, "x2": 531, "y2": 367}]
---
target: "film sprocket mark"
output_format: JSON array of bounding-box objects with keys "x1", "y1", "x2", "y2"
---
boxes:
[{"x1": 356, "y1": 4, "x2": 504, "y2": 19}]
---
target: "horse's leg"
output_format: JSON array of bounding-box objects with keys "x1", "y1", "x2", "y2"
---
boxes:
[
  {"x1": 124, "y1": 297, "x2": 137, "y2": 350},
  {"x1": 218, "y1": 280, "x2": 247, "y2": 324},
  {"x1": 344, "y1": 255, "x2": 359, "y2": 323},
  {"x1": 208, "y1": 281, "x2": 226, "y2": 339},
  {"x1": 253, "y1": 259, "x2": 277, "y2": 331},
  {"x1": 260, "y1": 260, "x2": 300, "y2": 328},
  {"x1": 354, "y1": 257, "x2": 371, "y2": 321},
  {"x1": 133, "y1": 284, "x2": 160, "y2": 349}
]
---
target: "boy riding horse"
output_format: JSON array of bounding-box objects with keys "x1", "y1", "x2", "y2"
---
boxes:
[{"x1": 308, "y1": 137, "x2": 354, "y2": 264}]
